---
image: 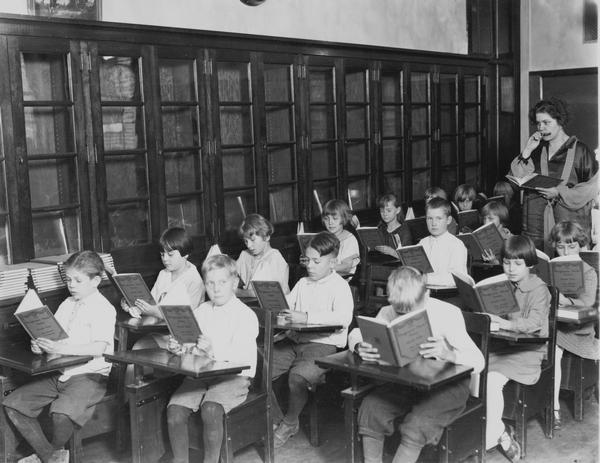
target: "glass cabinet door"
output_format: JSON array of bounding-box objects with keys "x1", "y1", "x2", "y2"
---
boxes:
[
  {"x1": 15, "y1": 42, "x2": 83, "y2": 258},
  {"x1": 263, "y1": 61, "x2": 298, "y2": 224},
  {"x1": 439, "y1": 71, "x2": 459, "y2": 194},
  {"x1": 0, "y1": 113, "x2": 10, "y2": 265},
  {"x1": 344, "y1": 64, "x2": 372, "y2": 211},
  {"x1": 307, "y1": 62, "x2": 339, "y2": 216},
  {"x1": 379, "y1": 64, "x2": 405, "y2": 199},
  {"x1": 158, "y1": 54, "x2": 206, "y2": 238},
  {"x1": 214, "y1": 56, "x2": 256, "y2": 231},
  {"x1": 93, "y1": 49, "x2": 151, "y2": 249},
  {"x1": 408, "y1": 69, "x2": 433, "y2": 200},
  {"x1": 463, "y1": 73, "x2": 484, "y2": 188}
]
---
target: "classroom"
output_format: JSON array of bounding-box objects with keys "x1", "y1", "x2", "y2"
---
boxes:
[{"x1": 0, "y1": 1, "x2": 597, "y2": 462}]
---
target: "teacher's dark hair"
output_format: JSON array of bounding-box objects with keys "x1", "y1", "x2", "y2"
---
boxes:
[{"x1": 529, "y1": 97, "x2": 569, "y2": 128}]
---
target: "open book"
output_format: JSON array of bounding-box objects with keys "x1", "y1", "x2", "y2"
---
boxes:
[
  {"x1": 107, "y1": 272, "x2": 156, "y2": 307},
  {"x1": 357, "y1": 309, "x2": 432, "y2": 367},
  {"x1": 159, "y1": 305, "x2": 201, "y2": 344},
  {"x1": 451, "y1": 206, "x2": 480, "y2": 232},
  {"x1": 457, "y1": 222, "x2": 505, "y2": 259},
  {"x1": 396, "y1": 245, "x2": 434, "y2": 274},
  {"x1": 453, "y1": 272, "x2": 520, "y2": 316},
  {"x1": 404, "y1": 216, "x2": 429, "y2": 243},
  {"x1": 14, "y1": 288, "x2": 68, "y2": 341},
  {"x1": 557, "y1": 306, "x2": 598, "y2": 321},
  {"x1": 251, "y1": 280, "x2": 290, "y2": 312},
  {"x1": 534, "y1": 250, "x2": 585, "y2": 295},
  {"x1": 505, "y1": 173, "x2": 562, "y2": 190},
  {"x1": 356, "y1": 227, "x2": 385, "y2": 252},
  {"x1": 297, "y1": 232, "x2": 317, "y2": 256}
]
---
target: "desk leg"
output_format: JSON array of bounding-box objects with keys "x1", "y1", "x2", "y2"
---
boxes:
[
  {"x1": 115, "y1": 326, "x2": 129, "y2": 452},
  {"x1": 341, "y1": 374, "x2": 362, "y2": 463}
]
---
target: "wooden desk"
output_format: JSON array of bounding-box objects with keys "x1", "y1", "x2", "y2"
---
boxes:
[
  {"x1": 490, "y1": 329, "x2": 548, "y2": 343},
  {"x1": 275, "y1": 322, "x2": 343, "y2": 333},
  {"x1": 105, "y1": 348, "x2": 250, "y2": 463},
  {"x1": 557, "y1": 307, "x2": 598, "y2": 326},
  {"x1": 316, "y1": 351, "x2": 473, "y2": 463},
  {"x1": 0, "y1": 344, "x2": 92, "y2": 376}
]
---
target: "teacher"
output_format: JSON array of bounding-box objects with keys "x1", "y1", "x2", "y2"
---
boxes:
[{"x1": 509, "y1": 97, "x2": 598, "y2": 251}]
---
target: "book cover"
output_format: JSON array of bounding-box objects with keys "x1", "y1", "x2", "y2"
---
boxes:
[
  {"x1": 457, "y1": 222, "x2": 504, "y2": 259},
  {"x1": 557, "y1": 306, "x2": 597, "y2": 321},
  {"x1": 357, "y1": 309, "x2": 432, "y2": 367},
  {"x1": 14, "y1": 305, "x2": 68, "y2": 341},
  {"x1": 356, "y1": 227, "x2": 383, "y2": 252},
  {"x1": 297, "y1": 233, "x2": 317, "y2": 256},
  {"x1": 505, "y1": 173, "x2": 562, "y2": 190},
  {"x1": 108, "y1": 272, "x2": 156, "y2": 307},
  {"x1": 251, "y1": 280, "x2": 290, "y2": 312},
  {"x1": 453, "y1": 272, "x2": 520, "y2": 315},
  {"x1": 534, "y1": 252, "x2": 585, "y2": 295},
  {"x1": 159, "y1": 305, "x2": 201, "y2": 344},
  {"x1": 404, "y1": 217, "x2": 429, "y2": 243},
  {"x1": 456, "y1": 209, "x2": 480, "y2": 232},
  {"x1": 396, "y1": 245, "x2": 434, "y2": 274}
]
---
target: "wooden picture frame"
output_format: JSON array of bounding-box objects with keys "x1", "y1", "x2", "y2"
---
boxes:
[{"x1": 27, "y1": 0, "x2": 101, "y2": 21}]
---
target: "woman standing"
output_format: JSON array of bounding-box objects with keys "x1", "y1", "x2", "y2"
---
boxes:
[{"x1": 510, "y1": 98, "x2": 598, "y2": 251}]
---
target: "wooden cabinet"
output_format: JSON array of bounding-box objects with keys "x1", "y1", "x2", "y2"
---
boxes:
[{"x1": 0, "y1": 15, "x2": 495, "y2": 260}]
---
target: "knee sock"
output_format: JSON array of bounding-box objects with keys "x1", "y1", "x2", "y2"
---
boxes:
[
  {"x1": 362, "y1": 435, "x2": 384, "y2": 463},
  {"x1": 167, "y1": 405, "x2": 192, "y2": 463},
  {"x1": 284, "y1": 373, "x2": 308, "y2": 425},
  {"x1": 50, "y1": 413, "x2": 75, "y2": 449},
  {"x1": 5, "y1": 407, "x2": 54, "y2": 461},
  {"x1": 486, "y1": 371, "x2": 509, "y2": 449},
  {"x1": 392, "y1": 436, "x2": 423, "y2": 463},
  {"x1": 554, "y1": 346, "x2": 564, "y2": 410},
  {"x1": 201, "y1": 402, "x2": 225, "y2": 463}
]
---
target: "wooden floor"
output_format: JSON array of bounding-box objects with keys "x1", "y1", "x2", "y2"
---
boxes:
[{"x1": 73, "y1": 394, "x2": 598, "y2": 463}]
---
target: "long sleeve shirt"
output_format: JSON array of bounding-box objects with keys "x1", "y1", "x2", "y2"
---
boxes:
[
  {"x1": 152, "y1": 262, "x2": 205, "y2": 308},
  {"x1": 419, "y1": 231, "x2": 468, "y2": 287},
  {"x1": 504, "y1": 274, "x2": 550, "y2": 336},
  {"x1": 286, "y1": 271, "x2": 354, "y2": 348},
  {"x1": 236, "y1": 248, "x2": 290, "y2": 294},
  {"x1": 192, "y1": 297, "x2": 258, "y2": 377}
]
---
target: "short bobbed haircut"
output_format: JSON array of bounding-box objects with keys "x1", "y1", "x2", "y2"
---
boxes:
[
  {"x1": 307, "y1": 231, "x2": 340, "y2": 258},
  {"x1": 550, "y1": 220, "x2": 588, "y2": 248},
  {"x1": 501, "y1": 235, "x2": 538, "y2": 266},
  {"x1": 492, "y1": 181, "x2": 514, "y2": 204},
  {"x1": 453, "y1": 184, "x2": 477, "y2": 203},
  {"x1": 160, "y1": 227, "x2": 193, "y2": 257},
  {"x1": 481, "y1": 201, "x2": 509, "y2": 226},
  {"x1": 377, "y1": 193, "x2": 401, "y2": 209},
  {"x1": 386, "y1": 266, "x2": 427, "y2": 314},
  {"x1": 64, "y1": 250, "x2": 104, "y2": 279},
  {"x1": 201, "y1": 254, "x2": 238, "y2": 280},
  {"x1": 322, "y1": 199, "x2": 352, "y2": 225},
  {"x1": 239, "y1": 213, "x2": 274, "y2": 239},
  {"x1": 529, "y1": 97, "x2": 569, "y2": 129},
  {"x1": 425, "y1": 197, "x2": 452, "y2": 218},
  {"x1": 424, "y1": 186, "x2": 448, "y2": 202}
]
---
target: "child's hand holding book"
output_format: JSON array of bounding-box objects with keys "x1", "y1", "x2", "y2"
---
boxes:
[
  {"x1": 281, "y1": 310, "x2": 308, "y2": 324},
  {"x1": 375, "y1": 245, "x2": 400, "y2": 258},
  {"x1": 481, "y1": 248, "x2": 499, "y2": 265},
  {"x1": 355, "y1": 341, "x2": 381, "y2": 363},
  {"x1": 30, "y1": 339, "x2": 42, "y2": 355},
  {"x1": 418, "y1": 336, "x2": 455, "y2": 362},
  {"x1": 34, "y1": 337, "x2": 63, "y2": 355}
]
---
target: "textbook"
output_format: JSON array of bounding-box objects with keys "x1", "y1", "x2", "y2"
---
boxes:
[
  {"x1": 557, "y1": 306, "x2": 597, "y2": 321},
  {"x1": 14, "y1": 289, "x2": 68, "y2": 341},
  {"x1": 251, "y1": 280, "x2": 289, "y2": 312},
  {"x1": 297, "y1": 232, "x2": 317, "y2": 256},
  {"x1": 484, "y1": 195, "x2": 506, "y2": 205},
  {"x1": 404, "y1": 216, "x2": 429, "y2": 242},
  {"x1": 579, "y1": 250, "x2": 599, "y2": 272},
  {"x1": 452, "y1": 272, "x2": 520, "y2": 316},
  {"x1": 453, "y1": 208, "x2": 480, "y2": 232},
  {"x1": 107, "y1": 272, "x2": 156, "y2": 307},
  {"x1": 356, "y1": 309, "x2": 433, "y2": 367},
  {"x1": 159, "y1": 305, "x2": 201, "y2": 344},
  {"x1": 457, "y1": 222, "x2": 505, "y2": 259},
  {"x1": 395, "y1": 245, "x2": 434, "y2": 274},
  {"x1": 533, "y1": 250, "x2": 585, "y2": 295},
  {"x1": 505, "y1": 173, "x2": 562, "y2": 190},
  {"x1": 356, "y1": 226, "x2": 384, "y2": 252}
]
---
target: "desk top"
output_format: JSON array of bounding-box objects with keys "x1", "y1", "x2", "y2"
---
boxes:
[
  {"x1": 490, "y1": 329, "x2": 548, "y2": 343},
  {"x1": 315, "y1": 351, "x2": 473, "y2": 392},
  {"x1": 275, "y1": 322, "x2": 343, "y2": 333},
  {"x1": 105, "y1": 348, "x2": 249, "y2": 379},
  {"x1": 0, "y1": 344, "x2": 92, "y2": 375},
  {"x1": 116, "y1": 316, "x2": 169, "y2": 333}
]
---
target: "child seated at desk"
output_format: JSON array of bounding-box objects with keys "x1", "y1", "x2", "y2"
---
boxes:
[
  {"x1": 419, "y1": 197, "x2": 468, "y2": 287},
  {"x1": 374, "y1": 193, "x2": 413, "y2": 258},
  {"x1": 348, "y1": 266, "x2": 484, "y2": 463},
  {"x1": 493, "y1": 180, "x2": 522, "y2": 235},
  {"x1": 236, "y1": 213, "x2": 290, "y2": 297},
  {"x1": 453, "y1": 183, "x2": 477, "y2": 212},
  {"x1": 480, "y1": 200, "x2": 513, "y2": 265},
  {"x1": 424, "y1": 186, "x2": 458, "y2": 235},
  {"x1": 3, "y1": 251, "x2": 116, "y2": 463},
  {"x1": 549, "y1": 221, "x2": 598, "y2": 429},
  {"x1": 484, "y1": 235, "x2": 550, "y2": 462},
  {"x1": 321, "y1": 199, "x2": 360, "y2": 277},
  {"x1": 166, "y1": 255, "x2": 258, "y2": 463},
  {"x1": 272, "y1": 231, "x2": 354, "y2": 448}
]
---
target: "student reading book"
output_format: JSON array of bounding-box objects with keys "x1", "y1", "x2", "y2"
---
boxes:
[
  {"x1": 372, "y1": 193, "x2": 413, "y2": 257},
  {"x1": 321, "y1": 199, "x2": 360, "y2": 276},
  {"x1": 108, "y1": 271, "x2": 156, "y2": 309},
  {"x1": 356, "y1": 308, "x2": 432, "y2": 366},
  {"x1": 548, "y1": 221, "x2": 599, "y2": 430},
  {"x1": 348, "y1": 266, "x2": 484, "y2": 463},
  {"x1": 159, "y1": 305, "x2": 201, "y2": 344},
  {"x1": 533, "y1": 249, "x2": 586, "y2": 295},
  {"x1": 424, "y1": 186, "x2": 458, "y2": 235},
  {"x1": 395, "y1": 245, "x2": 434, "y2": 274},
  {"x1": 484, "y1": 236, "x2": 550, "y2": 461},
  {"x1": 3, "y1": 251, "x2": 116, "y2": 463},
  {"x1": 236, "y1": 214, "x2": 290, "y2": 297},
  {"x1": 458, "y1": 221, "x2": 506, "y2": 263},
  {"x1": 452, "y1": 272, "x2": 520, "y2": 316},
  {"x1": 477, "y1": 201, "x2": 513, "y2": 265}
]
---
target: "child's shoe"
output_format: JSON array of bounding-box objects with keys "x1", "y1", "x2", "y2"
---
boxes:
[
  {"x1": 553, "y1": 409, "x2": 562, "y2": 430},
  {"x1": 17, "y1": 455, "x2": 41, "y2": 463},
  {"x1": 48, "y1": 449, "x2": 69, "y2": 463},
  {"x1": 273, "y1": 420, "x2": 299, "y2": 448},
  {"x1": 498, "y1": 425, "x2": 521, "y2": 462}
]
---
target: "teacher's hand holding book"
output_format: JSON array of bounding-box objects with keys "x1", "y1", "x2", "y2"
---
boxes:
[{"x1": 536, "y1": 186, "x2": 559, "y2": 200}]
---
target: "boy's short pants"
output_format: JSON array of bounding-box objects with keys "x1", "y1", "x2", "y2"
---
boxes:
[
  {"x1": 168, "y1": 374, "x2": 251, "y2": 413},
  {"x1": 2, "y1": 373, "x2": 107, "y2": 427},
  {"x1": 272, "y1": 339, "x2": 336, "y2": 388}
]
